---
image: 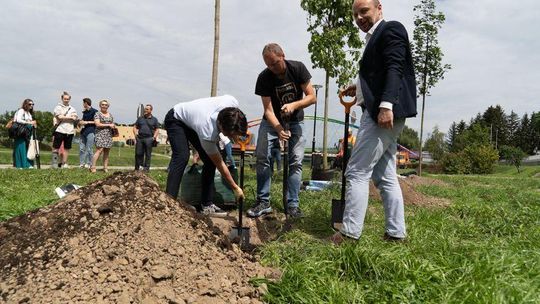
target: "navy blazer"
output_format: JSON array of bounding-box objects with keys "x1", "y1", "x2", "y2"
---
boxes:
[{"x1": 359, "y1": 20, "x2": 417, "y2": 121}]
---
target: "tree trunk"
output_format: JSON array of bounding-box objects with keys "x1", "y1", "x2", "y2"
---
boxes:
[
  {"x1": 322, "y1": 72, "x2": 330, "y2": 169},
  {"x1": 210, "y1": 0, "x2": 220, "y2": 97},
  {"x1": 418, "y1": 39, "x2": 430, "y2": 176}
]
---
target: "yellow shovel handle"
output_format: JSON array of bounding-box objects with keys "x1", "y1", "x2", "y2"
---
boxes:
[{"x1": 338, "y1": 91, "x2": 356, "y2": 114}]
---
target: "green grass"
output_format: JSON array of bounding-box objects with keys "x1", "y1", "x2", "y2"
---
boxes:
[
  {"x1": 0, "y1": 145, "x2": 172, "y2": 167},
  {"x1": 0, "y1": 165, "x2": 539, "y2": 303}
]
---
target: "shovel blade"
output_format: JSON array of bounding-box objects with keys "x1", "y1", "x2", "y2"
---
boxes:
[
  {"x1": 230, "y1": 226, "x2": 250, "y2": 247},
  {"x1": 331, "y1": 199, "x2": 345, "y2": 231}
]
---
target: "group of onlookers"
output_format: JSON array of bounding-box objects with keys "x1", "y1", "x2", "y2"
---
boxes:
[{"x1": 9, "y1": 91, "x2": 160, "y2": 172}]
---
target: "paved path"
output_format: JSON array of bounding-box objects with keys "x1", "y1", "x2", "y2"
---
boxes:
[{"x1": 0, "y1": 164, "x2": 168, "y2": 170}]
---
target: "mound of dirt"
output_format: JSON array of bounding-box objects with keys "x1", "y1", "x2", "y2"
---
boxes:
[
  {"x1": 368, "y1": 175, "x2": 450, "y2": 207},
  {"x1": 0, "y1": 172, "x2": 277, "y2": 304}
]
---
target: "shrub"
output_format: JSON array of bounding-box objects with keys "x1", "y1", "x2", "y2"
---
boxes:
[
  {"x1": 440, "y1": 152, "x2": 470, "y2": 174},
  {"x1": 464, "y1": 145, "x2": 499, "y2": 174}
]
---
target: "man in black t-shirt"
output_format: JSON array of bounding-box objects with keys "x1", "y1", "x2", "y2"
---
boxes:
[
  {"x1": 247, "y1": 43, "x2": 316, "y2": 219},
  {"x1": 133, "y1": 104, "x2": 159, "y2": 171}
]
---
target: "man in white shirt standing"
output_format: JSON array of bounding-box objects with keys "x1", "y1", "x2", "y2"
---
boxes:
[{"x1": 52, "y1": 91, "x2": 79, "y2": 168}]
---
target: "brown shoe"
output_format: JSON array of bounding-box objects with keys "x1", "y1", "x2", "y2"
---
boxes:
[
  {"x1": 383, "y1": 232, "x2": 406, "y2": 242},
  {"x1": 329, "y1": 232, "x2": 355, "y2": 246}
]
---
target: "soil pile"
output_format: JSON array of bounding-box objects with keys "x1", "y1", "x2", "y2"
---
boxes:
[
  {"x1": 369, "y1": 175, "x2": 451, "y2": 207},
  {"x1": 0, "y1": 172, "x2": 277, "y2": 304}
]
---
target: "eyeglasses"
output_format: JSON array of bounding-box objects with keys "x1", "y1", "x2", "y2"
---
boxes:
[
  {"x1": 28, "y1": 103, "x2": 34, "y2": 106},
  {"x1": 100, "y1": 104, "x2": 109, "y2": 107}
]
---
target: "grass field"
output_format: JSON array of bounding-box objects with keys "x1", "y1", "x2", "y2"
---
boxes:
[
  {"x1": 0, "y1": 165, "x2": 539, "y2": 303},
  {"x1": 0, "y1": 145, "x2": 172, "y2": 167}
]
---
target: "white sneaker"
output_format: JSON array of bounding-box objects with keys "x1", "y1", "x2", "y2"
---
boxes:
[
  {"x1": 201, "y1": 203, "x2": 228, "y2": 218},
  {"x1": 61, "y1": 164, "x2": 70, "y2": 169}
]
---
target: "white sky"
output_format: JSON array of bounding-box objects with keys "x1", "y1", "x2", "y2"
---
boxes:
[{"x1": 1, "y1": 0, "x2": 539, "y2": 143}]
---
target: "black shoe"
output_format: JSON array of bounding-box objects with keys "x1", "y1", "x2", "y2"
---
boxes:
[
  {"x1": 287, "y1": 207, "x2": 304, "y2": 219},
  {"x1": 247, "y1": 201, "x2": 272, "y2": 218},
  {"x1": 383, "y1": 232, "x2": 405, "y2": 242}
]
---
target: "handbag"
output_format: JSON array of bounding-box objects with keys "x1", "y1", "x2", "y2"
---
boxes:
[
  {"x1": 10, "y1": 122, "x2": 31, "y2": 139},
  {"x1": 112, "y1": 127, "x2": 119, "y2": 137},
  {"x1": 27, "y1": 135, "x2": 40, "y2": 161}
]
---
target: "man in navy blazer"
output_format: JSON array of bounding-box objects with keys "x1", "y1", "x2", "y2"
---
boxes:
[{"x1": 331, "y1": 0, "x2": 417, "y2": 244}]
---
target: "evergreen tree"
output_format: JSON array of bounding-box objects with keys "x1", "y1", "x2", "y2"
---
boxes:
[
  {"x1": 446, "y1": 121, "x2": 457, "y2": 152},
  {"x1": 482, "y1": 105, "x2": 508, "y2": 148},
  {"x1": 506, "y1": 110, "x2": 520, "y2": 144}
]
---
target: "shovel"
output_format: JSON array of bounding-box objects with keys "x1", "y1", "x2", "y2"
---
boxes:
[
  {"x1": 331, "y1": 91, "x2": 356, "y2": 230},
  {"x1": 231, "y1": 131, "x2": 252, "y2": 247},
  {"x1": 281, "y1": 114, "x2": 290, "y2": 218}
]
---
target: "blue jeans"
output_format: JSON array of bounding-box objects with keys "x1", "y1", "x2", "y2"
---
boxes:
[
  {"x1": 256, "y1": 119, "x2": 305, "y2": 208},
  {"x1": 79, "y1": 132, "x2": 95, "y2": 166},
  {"x1": 341, "y1": 111, "x2": 406, "y2": 239},
  {"x1": 223, "y1": 142, "x2": 236, "y2": 168}
]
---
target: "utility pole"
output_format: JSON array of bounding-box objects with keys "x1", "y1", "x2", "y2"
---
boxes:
[{"x1": 210, "y1": 0, "x2": 220, "y2": 96}]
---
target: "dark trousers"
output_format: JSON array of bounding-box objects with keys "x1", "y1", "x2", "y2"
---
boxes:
[
  {"x1": 164, "y1": 109, "x2": 215, "y2": 205},
  {"x1": 135, "y1": 137, "x2": 154, "y2": 170}
]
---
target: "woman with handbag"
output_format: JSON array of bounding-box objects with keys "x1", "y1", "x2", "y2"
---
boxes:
[
  {"x1": 12, "y1": 99, "x2": 37, "y2": 169},
  {"x1": 90, "y1": 99, "x2": 116, "y2": 173}
]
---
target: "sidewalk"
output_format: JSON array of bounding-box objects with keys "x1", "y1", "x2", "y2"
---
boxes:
[{"x1": 0, "y1": 164, "x2": 168, "y2": 170}]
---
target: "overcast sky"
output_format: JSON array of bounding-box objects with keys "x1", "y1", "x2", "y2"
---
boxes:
[{"x1": 1, "y1": 0, "x2": 539, "y2": 144}]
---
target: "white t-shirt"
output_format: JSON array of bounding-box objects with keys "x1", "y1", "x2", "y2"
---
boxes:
[
  {"x1": 53, "y1": 103, "x2": 78, "y2": 135},
  {"x1": 14, "y1": 109, "x2": 33, "y2": 123},
  {"x1": 173, "y1": 95, "x2": 239, "y2": 155}
]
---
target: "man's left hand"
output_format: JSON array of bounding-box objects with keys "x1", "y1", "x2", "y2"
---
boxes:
[
  {"x1": 378, "y1": 108, "x2": 394, "y2": 129},
  {"x1": 281, "y1": 103, "x2": 296, "y2": 116}
]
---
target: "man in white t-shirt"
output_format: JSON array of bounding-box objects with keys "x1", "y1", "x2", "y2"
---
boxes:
[
  {"x1": 52, "y1": 91, "x2": 79, "y2": 168},
  {"x1": 164, "y1": 95, "x2": 246, "y2": 217}
]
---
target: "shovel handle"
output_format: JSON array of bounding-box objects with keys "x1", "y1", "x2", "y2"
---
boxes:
[
  {"x1": 338, "y1": 91, "x2": 356, "y2": 114},
  {"x1": 238, "y1": 131, "x2": 252, "y2": 152}
]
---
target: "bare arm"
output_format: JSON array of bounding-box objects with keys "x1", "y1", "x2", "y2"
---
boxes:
[{"x1": 207, "y1": 153, "x2": 244, "y2": 199}]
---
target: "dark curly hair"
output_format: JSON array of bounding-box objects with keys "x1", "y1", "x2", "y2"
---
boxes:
[{"x1": 217, "y1": 107, "x2": 247, "y2": 136}]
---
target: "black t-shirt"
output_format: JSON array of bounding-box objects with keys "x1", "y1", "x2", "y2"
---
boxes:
[
  {"x1": 135, "y1": 116, "x2": 159, "y2": 138},
  {"x1": 255, "y1": 60, "x2": 312, "y2": 123}
]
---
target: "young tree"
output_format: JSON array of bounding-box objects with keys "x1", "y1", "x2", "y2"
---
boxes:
[
  {"x1": 412, "y1": 0, "x2": 451, "y2": 175},
  {"x1": 301, "y1": 0, "x2": 363, "y2": 169},
  {"x1": 499, "y1": 145, "x2": 527, "y2": 173}
]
